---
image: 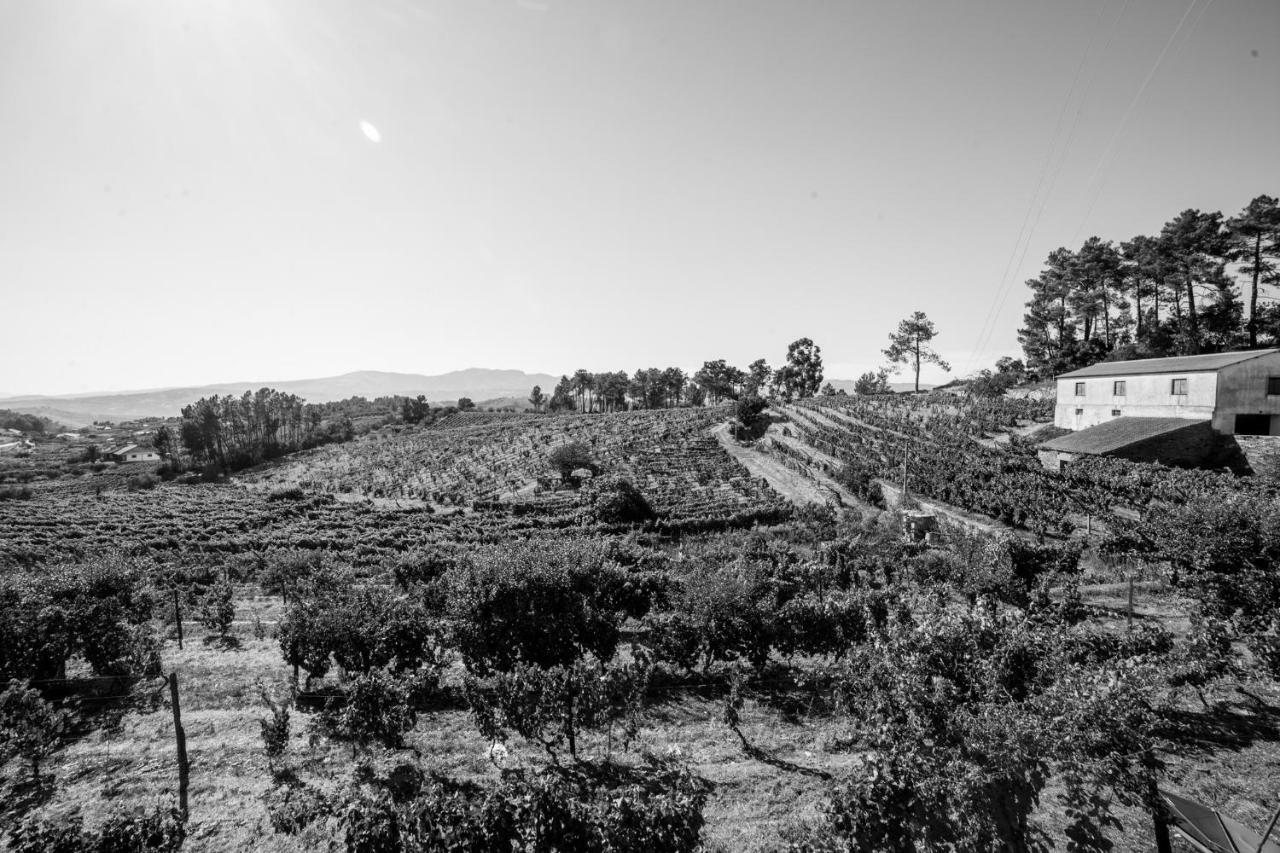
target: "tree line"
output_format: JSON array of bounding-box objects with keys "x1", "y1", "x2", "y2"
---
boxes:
[
  {"x1": 529, "y1": 338, "x2": 826, "y2": 413},
  {"x1": 0, "y1": 410, "x2": 62, "y2": 435},
  {"x1": 1020, "y1": 194, "x2": 1280, "y2": 377},
  {"x1": 177, "y1": 389, "x2": 354, "y2": 475}
]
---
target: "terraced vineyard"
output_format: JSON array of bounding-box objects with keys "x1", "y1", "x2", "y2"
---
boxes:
[
  {"x1": 248, "y1": 407, "x2": 789, "y2": 523},
  {"x1": 0, "y1": 408, "x2": 792, "y2": 567},
  {"x1": 777, "y1": 393, "x2": 1265, "y2": 536}
]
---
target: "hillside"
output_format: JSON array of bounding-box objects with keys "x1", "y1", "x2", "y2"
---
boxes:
[{"x1": 0, "y1": 368, "x2": 559, "y2": 425}]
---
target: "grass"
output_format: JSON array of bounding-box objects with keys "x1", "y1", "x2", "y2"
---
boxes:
[{"x1": 2, "y1": 589, "x2": 1278, "y2": 852}]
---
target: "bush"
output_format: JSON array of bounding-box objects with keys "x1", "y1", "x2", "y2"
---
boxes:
[
  {"x1": 126, "y1": 473, "x2": 160, "y2": 491},
  {"x1": 1143, "y1": 493, "x2": 1280, "y2": 626},
  {"x1": 0, "y1": 555, "x2": 156, "y2": 681},
  {"x1": 643, "y1": 567, "x2": 774, "y2": 671},
  {"x1": 464, "y1": 656, "x2": 651, "y2": 761},
  {"x1": 445, "y1": 541, "x2": 635, "y2": 675},
  {"x1": 0, "y1": 679, "x2": 70, "y2": 781},
  {"x1": 267, "y1": 485, "x2": 305, "y2": 501},
  {"x1": 278, "y1": 582, "x2": 441, "y2": 686},
  {"x1": 197, "y1": 577, "x2": 236, "y2": 639},
  {"x1": 273, "y1": 762, "x2": 708, "y2": 853},
  {"x1": 315, "y1": 668, "x2": 418, "y2": 752},
  {"x1": 260, "y1": 690, "x2": 291, "y2": 760},
  {"x1": 8, "y1": 802, "x2": 186, "y2": 853},
  {"x1": 547, "y1": 442, "x2": 597, "y2": 484},
  {"x1": 591, "y1": 477, "x2": 656, "y2": 524},
  {"x1": 0, "y1": 485, "x2": 32, "y2": 500},
  {"x1": 733, "y1": 394, "x2": 770, "y2": 440}
]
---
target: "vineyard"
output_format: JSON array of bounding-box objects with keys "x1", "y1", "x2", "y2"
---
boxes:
[
  {"x1": 769, "y1": 393, "x2": 1268, "y2": 538},
  {"x1": 246, "y1": 407, "x2": 791, "y2": 527},
  {"x1": 1, "y1": 402, "x2": 1278, "y2": 853}
]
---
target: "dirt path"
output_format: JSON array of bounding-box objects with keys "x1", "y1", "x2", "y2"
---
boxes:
[{"x1": 712, "y1": 423, "x2": 833, "y2": 507}]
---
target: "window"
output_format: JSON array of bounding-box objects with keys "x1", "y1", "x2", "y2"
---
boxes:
[
  {"x1": 1171, "y1": 378, "x2": 1187, "y2": 395},
  {"x1": 1074, "y1": 382, "x2": 1086, "y2": 396},
  {"x1": 1268, "y1": 377, "x2": 1280, "y2": 396},
  {"x1": 1111, "y1": 409, "x2": 1121, "y2": 417},
  {"x1": 1074, "y1": 408, "x2": 1083, "y2": 416},
  {"x1": 1113, "y1": 380, "x2": 1126, "y2": 396}
]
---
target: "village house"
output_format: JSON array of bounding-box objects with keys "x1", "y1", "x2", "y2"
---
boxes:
[
  {"x1": 107, "y1": 444, "x2": 160, "y2": 463},
  {"x1": 1038, "y1": 348, "x2": 1280, "y2": 471}
]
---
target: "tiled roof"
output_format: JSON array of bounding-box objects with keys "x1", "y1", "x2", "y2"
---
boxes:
[
  {"x1": 1057, "y1": 349, "x2": 1279, "y2": 379},
  {"x1": 1039, "y1": 417, "x2": 1207, "y2": 455}
]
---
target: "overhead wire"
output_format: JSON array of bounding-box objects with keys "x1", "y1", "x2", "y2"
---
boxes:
[
  {"x1": 1068, "y1": 0, "x2": 1208, "y2": 245},
  {"x1": 964, "y1": 0, "x2": 1127, "y2": 376}
]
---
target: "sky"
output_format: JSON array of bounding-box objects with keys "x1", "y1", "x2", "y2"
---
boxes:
[{"x1": 1, "y1": 0, "x2": 1277, "y2": 396}]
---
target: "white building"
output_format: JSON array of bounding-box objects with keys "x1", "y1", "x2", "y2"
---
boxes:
[
  {"x1": 111, "y1": 444, "x2": 161, "y2": 463},
  {"x1": 1053, "y1": 349, "x2": 1280, "y2": 436}
]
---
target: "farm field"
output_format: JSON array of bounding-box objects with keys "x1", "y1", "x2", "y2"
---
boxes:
[{"x1": 1, "y1": 403, "x2": 1278, "y2": 852}]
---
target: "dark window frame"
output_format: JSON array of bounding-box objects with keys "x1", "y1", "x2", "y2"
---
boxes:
[
  {"x1": 1113, "y1": 380, "x2": 1126, "y2": 396},
  {"x1": 1170, "y1": 377, "x2": 1188, "y2": 396},
  {"x1": 1267, "y1": 377, "x2": 1280, "y2": 396},
  {"x1": 1111, "y1": 409, "x2": 1121, "y2": 416},
  {"x1": 1074, "y1": 381, "x2": 1086, "y2": 396}
]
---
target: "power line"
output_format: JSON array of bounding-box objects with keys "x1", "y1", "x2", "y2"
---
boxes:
[
  {"x1": 1069, "y1": 0, "x2": 1207, "y2": 245},
  {"x1": 965, "y1": 0, "x2": 1128, "y2": 376}
]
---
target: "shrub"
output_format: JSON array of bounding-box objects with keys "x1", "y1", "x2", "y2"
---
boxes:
[
  {"x1": 0, "y1": 555, "x2": 156, "y2": 681},
  {"x1": 445, "y1": 541, "x2": 634, "y2": 675},
  {"x1": 1144, "y1": 493, "x2": 1280, "y2": 627},
  {"x1": 260, "y1": 690, "x2": 291, "y2": 760},
  {"x1": 267, "y1": 485, "x2": 305, "y2": 501},
  {"x1": 591, "y1": 477, "x2": 656, "y2": 524},
  {"x1": 733, "y1": 394, "x2": 770, "y2": 440},
  {"x1": 197, "y1": 577, "x2": 236, "y2": 639},
  {"x1": 315, "y1": 668, "x2": 418, "y2": 753},
  {"x1": 547, "y1": 442, "x2": 596, "y2": 483},
  {"x1": 273, "y1": 762, "x2": 708, "y2": 853},
  {"x1": 126, "y1": 473, "x2": 160, "y2": 491},
  {"x1": 278, "y1": 583, "x2": 441, "y2": 686},
  {"x1": 643, "y1": 558, "x2": 788, "y2": 672},
  {"x1": 464, "y1": 656, "x2": 652, "y2": 761},
  {"x1": 0, "y1": 485, "x2": 32, "y2": 501},
  {"x1": 0, "y1": 679, "x2": 70, "y2": 781},
  {"x1": 8, "y1": 802, "x2": 185, "y2": 853}
]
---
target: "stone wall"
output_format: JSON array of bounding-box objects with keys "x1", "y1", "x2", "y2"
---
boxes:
[{"x1": 1232, "y1": 435, "x2": 1280, "y2": 476}]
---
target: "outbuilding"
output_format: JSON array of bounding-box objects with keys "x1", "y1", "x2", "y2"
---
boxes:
[
  {"x1": 1052, "y1": 349, "x2": 1280, "y2": 435},
  {"x1": 1039, "y1": 349, "x2": 1280, "y2": 471},
  {"x1": 109, "y1": 444, "x2": 160, "y2": 463}
]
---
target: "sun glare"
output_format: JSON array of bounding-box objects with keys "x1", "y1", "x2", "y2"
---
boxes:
[{"x1": 359, "y1": 120, "x2": 381, "y2": 143}]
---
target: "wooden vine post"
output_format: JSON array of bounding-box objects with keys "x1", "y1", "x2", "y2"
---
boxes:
[
  {"x1": 1126, "y1": 575, "x2": 1135, "y2": 632},
  {"x1": 168, "y1": 672, "x2": 190, "y2": 818},
  {"x1": 173, "y1": 589, "x2": 184, "y2": 650}
]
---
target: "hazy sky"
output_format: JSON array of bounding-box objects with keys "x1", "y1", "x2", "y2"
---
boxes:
[{"x1": 2, "y1": 0, "x2": 1277, "y2": 395}]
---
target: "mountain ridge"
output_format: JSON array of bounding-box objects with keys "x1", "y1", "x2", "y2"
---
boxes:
[{"x1": 0, "y1": 368, "x2": 562, "y2": 426}]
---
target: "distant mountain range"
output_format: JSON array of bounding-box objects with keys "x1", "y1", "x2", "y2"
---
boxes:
[{"x1": 0, "y1": 369, "x2": 560, "y2": 427}]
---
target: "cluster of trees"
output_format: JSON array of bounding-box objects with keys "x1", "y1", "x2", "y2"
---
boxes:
[
  {"x1": 531, "y1": 338, "x2": 826, "y2": 413},
  {"x1": 0, "y1": 410, "x2": 60, "y2": 435},
  {"x1": 1020, "y1": 195, "x2": 1280, "y2": 376},
  {"x1": 178, "y1": 389, "x2": 353, "y2": 475}
]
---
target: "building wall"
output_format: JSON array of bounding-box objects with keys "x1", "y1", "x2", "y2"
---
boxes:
[
  {"x1": 1053, "y1": 371, "x2": 1216, "y2": 429},
  {"x1": 1212, "y1": 353, "x2": 1280, "y2": 434}
]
